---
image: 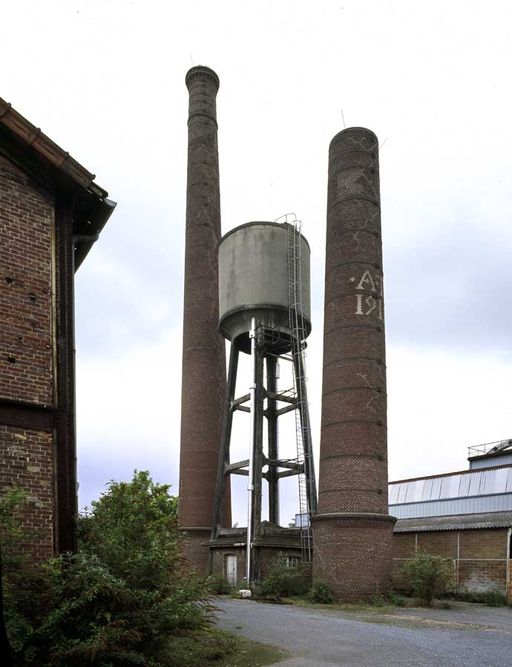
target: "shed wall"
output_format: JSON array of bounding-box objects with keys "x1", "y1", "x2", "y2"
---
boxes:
[{"x1": 392, "y1": 528, "x2": 511, "y2": 600}]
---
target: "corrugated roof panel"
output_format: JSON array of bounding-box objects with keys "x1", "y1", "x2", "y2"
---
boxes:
[
  {"x1": 389, "y1": 466, "x2": 512, "y2": 509},
  {"x1": 394, "y1": 510, "x2": 512, "y2": 533},
  {"x1": 507, "y1": 468, "x2": 512, "y2": 492},
  {"x1": 459, "y1": 474, "x2": 471, "y2": 497},
  {"x1": 468, "y1": 471, "x2": 482, "y2": 496},
  {"x1": 389, "y1": 484, "x2": 399, "y2": 504}
]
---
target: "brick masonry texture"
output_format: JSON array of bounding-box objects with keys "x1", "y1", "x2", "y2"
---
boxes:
[
  {"x1": 314, "y1": 516, "x2": 394, "y2": 601},
  {"x1": 0, "y1": 425, "x2": 54, "y2": 560},
  {"x1": 211, "y1": 546, "x2": 303, "y2": 585},
  {"x1": 313, "y1": 128, "x2": 394, "y2": 601},
  {"x1": 0, "y1": 156, "x2": 57, "y2": 559},
  {"x1": 179, "y1": 67, "x2": 228, "y2": 573},
  {"x1": 0, "y1": 156, "x2": 55, "y2": 405},
  {"x1": 392, "y1": 529, "x2": 511, "y2": 599},
  {"x1": 181, "y1": 529, "x2": 212, "y2": 574}
]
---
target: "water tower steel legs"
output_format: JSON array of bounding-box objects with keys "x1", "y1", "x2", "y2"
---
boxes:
[
  {"x1": 292, "y1": 350, "x2": 318, "y2": 516},
  {"x1": 212, "y1": 342, "x2": 240, "y2": 537},
  {"x1": 248, "y1": 337, "x2": 265, "y2": 583},
  {"x1": 266, "y1": 356, "x2": 279, "y2": 526},
  {"x1": 212, "y1": 330, "x2": 317, "y2": 583}
]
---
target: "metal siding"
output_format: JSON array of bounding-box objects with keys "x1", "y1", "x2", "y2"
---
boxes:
[
  {"x1": 507, "y1": 468, "x2": 512, "y2": 492},
  {"x1": 392, "y1": 493, "x2": 512, "y2": 519},
  {"x1": 470, "y1": 453, "x2": 512, "y2": 469}
]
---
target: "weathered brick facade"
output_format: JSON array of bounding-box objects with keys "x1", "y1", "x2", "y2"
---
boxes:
[
  {"x1": 393, "y1": 528, "x2": 512, "y2": 601},
  {"x1": 0, "y1": 97, "x2": 115, "y2": 559},
  {"x1": 211, "y1": 544, "x2": 304, "y2": 586},
  {"x1": 313, "y1": 128, "x2": 395, "y2": 601},
  {"x1": 0, "y1": 157, "x2": 55, "y2": 406},
  {"x1": 0, "y1": 157, "x2": 57, "y2": 559},
  {"x1": 0, "y1": 426, "x2": 54, "y2": 560},
  {"x1": 179, "y1": 66, "x2": 229, "y2": 573}
]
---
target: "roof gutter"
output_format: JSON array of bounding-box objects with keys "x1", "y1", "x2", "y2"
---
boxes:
[{"x1": 0, "y1": 96, "x2": 116, "y2": 271}]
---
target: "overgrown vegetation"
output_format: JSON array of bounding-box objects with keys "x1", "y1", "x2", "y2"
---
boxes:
[
  {"x1": 255, "y1": 556, "x2": 310, "y2": 601},
  {"x1": 253, "y1": 557, "x2": 337, "y2": 605},
  {"x1": 0, "y1": 472, "x2": 251, "y2": 666},
  {"x1": 306, "y1": 581, "x2": 334, "y2": 604},
  {"x1": 207, "y1": 574, "x2": 234, "y2": 596},
  {"x1": 456, "y1": 588, "x2": 508, "y2": 607},
  {"x1": 401, "y1": 550, "x2": 454, "y2": 606}
]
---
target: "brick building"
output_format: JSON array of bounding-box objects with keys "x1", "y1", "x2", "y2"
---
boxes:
[
  {"x1": 390, "y1": 440, "x2": 512, "y2": 601},
  {"x1": 0, "y1": 98, "x2": 115, "y2": 558}
]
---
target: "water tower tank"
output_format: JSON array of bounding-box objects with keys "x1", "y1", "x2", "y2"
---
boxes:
[{"x1": 218, "y1": 221, "x2": 311, "y2": 353}]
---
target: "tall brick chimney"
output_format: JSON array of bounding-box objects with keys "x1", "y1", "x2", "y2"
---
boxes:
[
  {"x1": 179, "y1": 66, "x2": 229, "y2": 573},
  {"x1": 312, "y1": 127, "x2": 395, "y2": 601}
]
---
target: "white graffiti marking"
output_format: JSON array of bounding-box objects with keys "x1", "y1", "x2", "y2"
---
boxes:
[{"x1": 353, "y1": 269, "x2": 384, "y2": 319}]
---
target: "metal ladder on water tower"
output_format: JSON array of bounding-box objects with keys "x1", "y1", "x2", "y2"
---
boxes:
[{"x1": 285, "y1": 215, "x2": 315, "y2": 563}]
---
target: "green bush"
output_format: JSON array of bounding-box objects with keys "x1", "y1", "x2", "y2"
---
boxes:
[
  {"x1": 483, "y1": 588, "x2": 507, "y2": 607},
  {"x1": 401, "y1": 551, "x2": 454, "y2": 606},
  {"x1": 0, "y1": 487, "x2": 27, "y2": 573},
  {"x1": 1, "y1": 472, "x2": 218, "y2": 666},
  {"x1": 370, "y1": 592, "x2": 386, "y2": 607},
  {"x1": 207, "y1": 574, "x2": 233, "y2": 595},
  {"x1": 258, "y1": 556, "x2": 309, "y2": 600},
  {"x1": 386, "y1": 590, "x2": 407, "y2": 607},
  {"x1": 455, "y1": 588, "x2": 507, "y2": 606},
  {"x1": 306, "y1": 581, "x2": 333, "y2": 604}
]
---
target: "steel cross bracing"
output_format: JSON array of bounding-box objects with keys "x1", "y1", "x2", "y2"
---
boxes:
[
  {"x1": 285, "y1": 215, "x2": 317, "y2": 562},
  {"x1": 211, "y1": 215, "x2": 317, "y2": 580}
]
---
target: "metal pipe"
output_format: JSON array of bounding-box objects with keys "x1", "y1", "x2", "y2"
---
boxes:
[
  {"x1": 266, "y1": 355, "x2": 279, "y2": 525},
  {"x1": 246, "y1": 317, "x2": 257, "y2": 586},
  {"x1": 506, "y1": 527, "x2": 511, "y2": 603}
]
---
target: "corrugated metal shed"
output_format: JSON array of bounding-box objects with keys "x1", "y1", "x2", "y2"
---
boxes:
[{"x1": 389, "y1": 465, "x2": 512, "y2": 519}]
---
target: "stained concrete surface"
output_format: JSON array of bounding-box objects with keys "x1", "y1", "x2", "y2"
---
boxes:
[{"x1": 214, "y1": 598, "x2": 512, "y2": 666}]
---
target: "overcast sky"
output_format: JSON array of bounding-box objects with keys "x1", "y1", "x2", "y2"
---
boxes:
[{"x1": 4, "y1": 1, "x2": 512, "y2": 523}]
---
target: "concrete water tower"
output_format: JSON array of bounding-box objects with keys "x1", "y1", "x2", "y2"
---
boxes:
[{"x1": 210, "y1": 218, "x2": 317, "y2": 585}]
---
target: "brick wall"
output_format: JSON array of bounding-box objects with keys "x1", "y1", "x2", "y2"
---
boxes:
[
  {"x1": 314, "y1": 127, "x2": 394, "y2": 601},
  {"x1": 418, "y1": 531, "x2": 458, "y2": 558},
  {"x1": 181, "y1": 529, "x2": 211, "y2": 574},
  {"x1": 211, "y1": 547, "x2": 246, "y2": 585},
  {"x1": 0, "y1": 425, "x2": 54, "y2": 560},
  {"x1": 0, "y1": 156, "x2": 55, "y2": 405},
  {"x1": 314, "y1": 516, "x2": 394, "y2": 601},
  {"x1": 179, "y1": 66, "x2": 228, "y2": 574},
  {"x1": 393, "y1": 529, "x2": 510, "y2": 599},
  {"x1": 0, "y1": 155, "x2": 56, "y2": 559},
  {"x1": 211, "y1": 545, "x2": 304, "y2": 586}
]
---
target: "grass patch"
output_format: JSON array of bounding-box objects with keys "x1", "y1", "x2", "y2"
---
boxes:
[
  {"x1": 284, "y1": 593, "x2": 417, "y2": 613},
  {"x1": 215, "y1": 630, "x2": 288, "y2": 666},
  {"x1": 162, "y1": 629, "x2": 287, "y2": 666},
  {"x1": 283, "y1": 596, "x2": 394, "y2": 612}
]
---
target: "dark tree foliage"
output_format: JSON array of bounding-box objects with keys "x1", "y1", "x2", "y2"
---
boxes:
[{"x1": 1, "y1": 472, "x2": 214, "y2": 666}]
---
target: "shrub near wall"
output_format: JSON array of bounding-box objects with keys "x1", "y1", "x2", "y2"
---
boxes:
[
  {"x1": 257, "y1": 556, "x2": 310, "y2": 600},
  {"x1": 0, "y1": 473, "x2": 220, "y2": 667},
  {"x1": 402, "y1": 550, "x2": 454, "y2": 606}
]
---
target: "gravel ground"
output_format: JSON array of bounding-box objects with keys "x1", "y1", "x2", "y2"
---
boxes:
[{"x1": 214, "y1": 598, "x2": 512, "y2": 666}]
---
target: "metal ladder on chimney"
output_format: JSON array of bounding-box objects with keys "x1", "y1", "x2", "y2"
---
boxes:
[{"x1": 285, "y1": 214, "x2": 314, "y2": 563}]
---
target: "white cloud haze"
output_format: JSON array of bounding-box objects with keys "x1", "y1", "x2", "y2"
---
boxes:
[{"x1": 3, "y1": 1, "x2": 512, "y2": 521}]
